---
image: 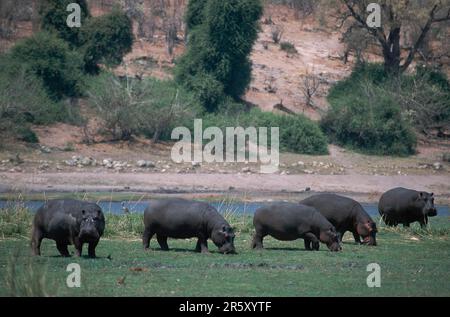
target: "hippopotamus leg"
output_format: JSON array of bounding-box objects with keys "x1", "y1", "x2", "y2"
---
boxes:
[
  {"x1": 251, "y1": 233, "x2": 265, "y2": 249},
  {"x1": 304, "y1": 233, "x2": 319, "y2": 251},
  {"x1": 419, "y1": 216, "x2": 428, "y2": 228},
  {"x1": 31, "y1": 228, "x2": 43, "y2": 256},
  {"x1": 195, "y1": 237, "x2": 209, "y2": 253},
  {"x1": 142, "y1": 227, "x2": 155, "y2": 250},
  {"x1": 88, "y1": 240, "x2": 98, "y2": 258},
  {"x1": 337, "y1": 231, "x2": 346, "y2": 242},
  {"x1": 156, "y1": 234, "x2": 169, "y2": 251},
  {"x1": 352, "y1": 232, "x2": 362, "y2": 244},
  {"x1": 73, "y1": 237, "x2": 83, "y2": 257},
  {"x1": 56, "y1": 241, "x2": 70, "y2": 257}
]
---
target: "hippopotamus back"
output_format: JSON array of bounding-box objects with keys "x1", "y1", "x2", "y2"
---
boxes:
[
  {"x1": 252, "y1": 203, "x2": 341, "y2": 252},
  {"x1": 301, "y1": 194, "x2": 377, "y2": 245},
  {"x1": 143, "y1": 199, "x2": 235, "y2": 254}
]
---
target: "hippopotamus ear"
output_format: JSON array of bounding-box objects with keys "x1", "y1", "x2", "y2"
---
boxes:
[
  {"x1": 82, "y1": 210, "x2": 86, "y2": 215},
  {"x1": 430, "y1": 193, "x2": 434, "y2": 197}
]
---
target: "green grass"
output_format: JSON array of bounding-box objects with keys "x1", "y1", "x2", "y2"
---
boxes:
[{"x1": 0, "y1": 206, "x2": 449, "y2": 296}]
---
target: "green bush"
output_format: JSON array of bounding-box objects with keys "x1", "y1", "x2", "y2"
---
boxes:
[
  {"x1": 87, "y1": 73, "x2": 198, "y2": 141},
  {"x1": 280, "y1": 41, "x2": 298, "y2": 54},
  {"x1": 80, "y1": 9, "x2": 133, "y2": 73},
  {"x1": 17, "y1": 127, "x2": 39, "y2": 143},
  {"x1": 0, "y1": 54, "x2": 79, "y2": 143},
  {"x1": 323, "y1": 65, "x2": 417, "y2": 156},
  {"x1": 11, "y1": 32, "x2": 85, "y2": 100},
  {"x1": 39, "y1": 0, "x2": 90, "y2": 47},
  {"x1": 176, "y1": 0, "x2": 263, "y2": 111},
  {"x1": 324, "y1": 63, "x2": 449, "y2": 155},
  {"x1": 185, "y1": 0, "x2": 208, "y2": 33},
  {"x1": 196, "y1": 105, "x2": 329, "y2": 155}
]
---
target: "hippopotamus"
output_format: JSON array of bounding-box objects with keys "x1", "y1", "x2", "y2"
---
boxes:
[
  {"x1": 31, "y1": 199, "x2": 105, "y2": 258},
  {"x1": 379, "y1": 187, "x2": 437, "y2": 228},
  {"x1": 143, "y1": 199, "x2": 236, "y2": 254},
  {"x1": 301, "y1": 194, "x2": 377, "y2": 246},
  {"x1": 251, "y1": 203, "x2": 341, "y2": 252}
]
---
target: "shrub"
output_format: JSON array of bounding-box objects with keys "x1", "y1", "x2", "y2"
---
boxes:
[
  {"x1": 270, "y1": 25, "x2": 284, "y2": 44},
  {"x1": 39, "y1": 0, "x2": 90, "y2": 47},
  {"x1": 185, "y1": 0, "x2": 208, "y2": 33},
  {"x1": 196, "y1": 104, "x2": 329, "y2": 155},
  {"x1": 280, "y1": 41, "x2": 298, "y2": 54},
  {"x1": 87, "y1": 73, "x2": 197, "y2": 141},
  {"x1": 176, "y1": 0, "x2": 263, "y2": 111},
  {"x1": 326, "y1": 63, "x2": 449, "y2": 146},
  {"x1": 0, "y1": 54, "x2": 77, "y2": 143},
  {"x1": 323, "y1": 77, "x2": 417, "y2": 156},
  {"x1": 80, "y1": 9, "x2": 133, "y2": 74},
  {"x1": 11, "y1": 32, "x2": 85, "y2": 100}
]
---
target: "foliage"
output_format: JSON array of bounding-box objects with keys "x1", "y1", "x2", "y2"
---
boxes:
[
  {"x1": 87, "y1": 73, "x2": 197, "y2": 141},
  {"x1": 185, "y1": 0, "x2": 208, "y2": 33},
  {"x1": 80, "y1": 9, "x2": 133, "y2": 74},
  {"x1": 280, "y1": 41, "x2": 298, "y2": 54},
  {"x1": 39, "y1": 0, "x2": 90, "y2": 47},
  {"x1": 0, "y1": 54, "x2": 78, "y2": 143},
  {"x1": 198, "y1": 105, "x2": 329, "y2": 155},
  {"x1": 11, "y1": 32, "x2": 85, "y2": 100},
  {"x1": 323, "y1": 64, "x2": 418, "y2": 156},
  {"x1": 176, "y1": 0, "x2": 263, "y2": 111}
]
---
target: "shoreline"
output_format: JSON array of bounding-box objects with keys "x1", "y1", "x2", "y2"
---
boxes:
[{"x1": 1, "y1": 172, "x2": 449, "y2": 204}]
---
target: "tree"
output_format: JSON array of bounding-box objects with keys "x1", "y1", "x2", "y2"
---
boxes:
[
  {"x1": 185, "y1": 0, "x2": 208, "y2": 33},
  {"x1": 39, "y1": 0, "x2": 90, "y2": 47},
  {"x1": 80, "y1": 9, "x2": 133, "y2": 73},
  {"x1": 176, "y1": 0, "x2": 263, "y2": 111},
  {"x1": 339, "y1": 0, "x2": 450, "y2": 74},
  {"x1": 11, "y1": 31, "x2": 85, "y2": 100}
]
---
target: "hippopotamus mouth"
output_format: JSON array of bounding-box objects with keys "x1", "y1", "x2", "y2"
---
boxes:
[
  {"x1": 362, "y1": 236, "x2": 377, "y2": 246},
  {"x1": 427, "y1": 208, "x2": 438, "y2": 217},
  {"x1": 219, "y1": 246, "x2": 236, "y2": 254},
  {"x1": 79, "y1": 231, "x2": 100, "y2": 242},
  {"x1": 328, "y1": 242, "x2": 342, "y2": 252}
]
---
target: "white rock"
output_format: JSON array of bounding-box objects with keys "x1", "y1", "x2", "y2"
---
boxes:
[
  {"x1": 81, "y1": 157, "x2": 93, "y2": 166},
  {"x1": 242, "y1": 167, "x2": 251, "y2": 173}
]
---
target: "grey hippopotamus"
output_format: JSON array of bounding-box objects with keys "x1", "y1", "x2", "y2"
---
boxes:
[
  {"x1": 379, "y1": 187, "x2": 437, "y2": 228},
  {"x1": 143, "y1": 199, "x2": 235, "y2": 254},
  {"x1": 31, "y1": 199, "x2": 105, "y2": 257},
  {"x1": 301, "y1": 194, "x2": 377, "y2": 246},
  {"x1": 251, "y1": 203, "x2": 341, "y2": 252}
]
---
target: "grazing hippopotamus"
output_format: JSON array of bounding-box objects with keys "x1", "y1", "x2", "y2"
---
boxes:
[
  {"x1": 379, "y1": 187, "x2": 437, "y2": 228},
  {"x1": 31, "y1": 199, "x2": 105, "y2": 258},
  {"x1": 301, "y1": 194, "x2": 377, "y2": 246},
  {"x1": 251, "y1": 203, "x2": 341, "y2": 252},
  {"x1": 143, "y1": 199, "x2": 236, "y2": 254}
]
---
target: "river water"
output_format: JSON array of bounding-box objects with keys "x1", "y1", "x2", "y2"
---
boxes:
[{"x1": 0, "y1": 200, "x2": 449, "y2": 217}]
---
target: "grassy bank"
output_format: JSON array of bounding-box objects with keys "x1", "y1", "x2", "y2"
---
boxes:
[{"x1": 0, "y1": 204, "x2": 449, "y2": 296}]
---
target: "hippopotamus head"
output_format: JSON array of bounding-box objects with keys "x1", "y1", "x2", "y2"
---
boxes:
[
  {"x1": 320, "y1": 227, "x2": 341, "y2": 252},
  {"x1": 357, "y1": 221, "x2": 378, "y2": 246},
  {"x1": 417, "y1": 192, "x2": 437, "y2": 217},
  {"x1": 79, "y1": 208, "x2": 104, "y2": 242},
  {"x1": 211, "y1": 225, "x2": 236, "y2": 254}
]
